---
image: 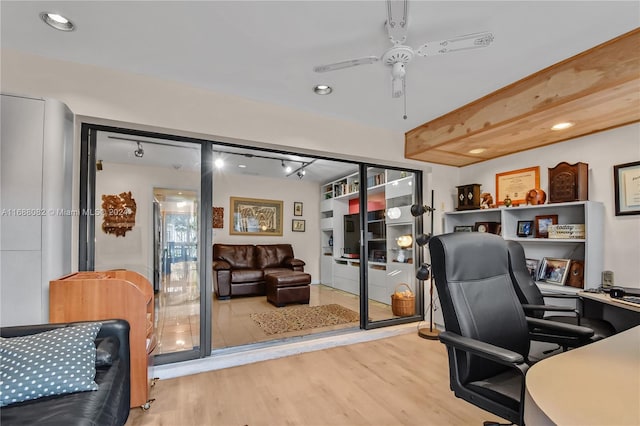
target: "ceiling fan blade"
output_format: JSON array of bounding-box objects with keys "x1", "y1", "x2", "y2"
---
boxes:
[
  {"x1": 313, "y1": 56, "x2": 379, "y2": 73},
  {"x1": 415, "y1": 31, "x2": 494, "y2": 57}
]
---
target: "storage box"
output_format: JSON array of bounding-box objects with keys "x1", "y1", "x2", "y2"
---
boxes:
[{"x1": 548, "y1": 224, "x2": 585, "y2": 239}]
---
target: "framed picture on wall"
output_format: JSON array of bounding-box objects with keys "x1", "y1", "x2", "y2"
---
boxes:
[
  {"x1": 614, "y1": 161, "x2": 640, "y2": 216},
  {"x1": 230, "y1": 197, "x2": 283, "y2": 236},
  {"x1": 292, "y1": 219, "x2": 305, "y2": 232},
  {"x1": 293, "y1": 201, "x2": 303, "y2": 216}
]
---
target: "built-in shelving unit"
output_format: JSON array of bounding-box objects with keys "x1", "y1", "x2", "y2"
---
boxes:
[
  {"x1": 320, "y1": 168, "x2": 417, "y2": 308},
  {"x1": 444, "y1": 201, "x2": 604, "y2": 291}
]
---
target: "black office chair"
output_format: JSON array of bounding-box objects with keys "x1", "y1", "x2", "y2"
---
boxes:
[
  {"x1": 506, "y1": 240, "x2": 615, "y2": 343},
  {"x1": 430, "y1": 233, "x2": 593, "y2": 425}
]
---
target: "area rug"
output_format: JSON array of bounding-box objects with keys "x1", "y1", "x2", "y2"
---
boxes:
[{"x1": 249, "y1": 304, "x2": 359, "y2": 335}]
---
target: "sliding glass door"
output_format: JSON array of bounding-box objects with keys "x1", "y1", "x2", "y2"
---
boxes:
[
  {"x1": 80, "y1": 124, "x2": 211, "y2": 364},
  {"x1": 362, "y1": 166, "x2": 423, "y2": 327}
]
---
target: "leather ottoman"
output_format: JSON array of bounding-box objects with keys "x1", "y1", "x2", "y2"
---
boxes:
[{"x1": 266, "y1": 271, "x2": 311, "y2": 307}]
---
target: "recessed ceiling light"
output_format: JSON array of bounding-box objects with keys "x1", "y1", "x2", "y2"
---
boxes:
[
  {"x1": 238, "y1": 164, "x2": 247, "y2": 168},
  {"x1": 214, "y1": 158, "x2": 224, "y2": 168},
  {"x1": 40, "y1": 12, "x2": 75, "y2": 31},
  {"x1": 469, "y1": 148, "x2": 486, "y2": 154},
  {"x1": 314, "y1": 85, "x2": 333, "y2": 95},
  {"x1": 551, "y1": 121, "x2": 575, "y2": 131}
]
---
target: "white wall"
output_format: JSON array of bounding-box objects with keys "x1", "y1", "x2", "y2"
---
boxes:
[
  {"x1": 458, "y1": 123, "x2": 640, "y2": 287},
  {"x1": 95, "y1": 162, "x2": 200, "y2": 280},
  {"x1": 212, "y1": 172, "x2": 321, "y2": 281},
  {"x1": 1, "y1": 48, "x2": 638, "y2": 319}
]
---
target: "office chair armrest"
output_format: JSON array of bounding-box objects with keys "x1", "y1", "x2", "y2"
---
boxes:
[
  {"x1": 540, "y1": 292, "x2": 579, "y2": 300},
  {"x1": 521, "y1": 303, "x2": 577, "y2": 314},
  {"x1": 526, "y1": 317, "x2": 593, "y2": 338},
  {"x1": 439, "y1": 331, "x2": 525, "y2": 366}
]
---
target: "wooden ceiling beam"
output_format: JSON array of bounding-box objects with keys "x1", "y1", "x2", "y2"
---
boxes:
[{"x1": 405, "y1": 27, "x2": 640, "y2": 167}]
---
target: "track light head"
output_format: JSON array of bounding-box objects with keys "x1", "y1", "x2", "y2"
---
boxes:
[{"x1": 134, "y1": 142, "x2": 144, "y2": 158}]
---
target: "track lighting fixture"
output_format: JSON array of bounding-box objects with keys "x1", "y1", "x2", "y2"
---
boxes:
[
  {"x1": 296, "y1": 168, "x2": 306, "y2": 179},
  {"x1": 214, "y1": 157, "x2": 224, "y2": 169},
  {"x1": 281, "y1": 160, "x2": 292, "y2": 173},
  {"x1": 134, "y1": 142, "x2": 144, "y2": 158}
]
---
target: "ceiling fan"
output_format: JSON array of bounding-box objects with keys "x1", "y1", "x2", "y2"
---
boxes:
[{"x1": 313, "y1": 0, "x2": 494, "y2": 115}]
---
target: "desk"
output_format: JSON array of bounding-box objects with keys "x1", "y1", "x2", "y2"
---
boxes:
[
  {"x1": 524, "y1": 326, "x2": 640, "y2": 425},
  {"x1": 579, "y1": 291, "x2": 640, "y2": 332}
]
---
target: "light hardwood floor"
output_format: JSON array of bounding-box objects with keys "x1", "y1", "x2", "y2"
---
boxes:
[
  {"x1": 127, "y1": 333, "x2": 504, "y2": 426},
  {"x1": 156, "y1": 282, "x2": 399, "y2": 354}
]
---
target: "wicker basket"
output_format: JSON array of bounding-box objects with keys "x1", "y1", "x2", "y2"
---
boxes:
[{"x1": 391, "y1": 283, "x2": 415, "y2": 317}]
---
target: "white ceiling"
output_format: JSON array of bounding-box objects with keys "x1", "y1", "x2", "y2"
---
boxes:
[{"x1": 2, "y1": 1, "x2": 638, "y2": 135}]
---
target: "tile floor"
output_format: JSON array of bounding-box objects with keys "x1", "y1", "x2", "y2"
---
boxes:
[{"x1": 154, "y1": 267, "x2": 399, "y2": 354}]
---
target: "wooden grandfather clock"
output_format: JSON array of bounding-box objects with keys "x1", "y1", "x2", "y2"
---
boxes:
[{"x1": 548, "y1": 162, "x2": 588, "y2": 203}]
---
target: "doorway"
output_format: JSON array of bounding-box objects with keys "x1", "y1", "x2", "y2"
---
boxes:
[
  {"x1": 153, "y1": 189, "x2": 200, "y2": 354},
  {"x1": 80, "y1": 123, "x2": 426, "y2": 362}
]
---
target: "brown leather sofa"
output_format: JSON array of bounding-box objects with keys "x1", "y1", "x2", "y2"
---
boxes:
[{"x1": 212, "y1": 244, "x2": 305, "y2": 299}]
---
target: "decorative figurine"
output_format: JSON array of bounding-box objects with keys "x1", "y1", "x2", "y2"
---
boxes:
[
  {"x1": 504, "y1": 194, "x2": 512, "y2": 207},
  {"x1": 480, "y1": 193, "x2": 494, "y2": 209}
]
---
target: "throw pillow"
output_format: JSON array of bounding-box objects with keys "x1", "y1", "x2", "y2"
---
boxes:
[{"x1": 0, "y1": 322, "x2": 102, "y2": 407}]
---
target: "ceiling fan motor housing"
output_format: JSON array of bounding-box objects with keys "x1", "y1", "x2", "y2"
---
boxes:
[{"x1": 382, "y1": 45, "x2": 415, "y2": 66}]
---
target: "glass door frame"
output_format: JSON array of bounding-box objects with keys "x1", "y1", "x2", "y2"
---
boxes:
[
  {"x1": 79, "y1": 122, "x2": 213, "y2": 364},
  {"x1": 359, "y1": 164, "x2": 425, "y2": 330}
]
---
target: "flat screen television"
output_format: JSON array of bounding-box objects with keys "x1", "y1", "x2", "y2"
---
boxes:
[{"x1": 343, "y1": 213, "x2": 360, "y2": 258}]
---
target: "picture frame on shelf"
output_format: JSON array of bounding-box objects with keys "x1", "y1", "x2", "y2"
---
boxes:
[
  {"x1": 292, "y1": 219, "x2": 305, "y2": 232},
  {"x1": 613, "y1": 161, "x2": 640, "y2": 216},
  {"x1": 538, "y1": 257, "x2": 571, "y2": 285},
  {"x1": 517, "y1": 220, "x2": 534, "y2": 237},
  {"x1": 525, "y1": 258, "x2": 540, "y2": 280},
  {"x1": 495, "y1": 166, "x2": 540, "y2": 206},
  {"x1": 474, "y1": 221, "x2": 499, "y2": 234},
  {"x1": 534, "y1": 214, "x2": 558, "y2": 238},
  {"x1": 454, "y1": 225, "x2": 474, "y2": 232},
  {"x1": 293, "y1": 201, "x2": 303, "y2": 216}
]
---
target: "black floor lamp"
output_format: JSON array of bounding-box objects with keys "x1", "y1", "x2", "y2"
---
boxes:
[{"x1": 411, "y1": 190, "x2": 440, "y2": 340}]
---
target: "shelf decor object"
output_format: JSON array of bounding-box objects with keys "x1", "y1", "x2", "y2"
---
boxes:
[
  {"x1": 538, "y1": 257, "x2": 571, "y2": 285},
  {"x1": 613, "y1": 160, "x2": 640, "y2": 216},
  {"x1": 456, "y1": 183, "x2": 481, "y2": 211},
  {"x1": 411, "y1": 190, "x2": 439, "y2": 340},
  {"x1": 496, "y1": 166, "x2": 540, "y2": 206},
  {"x1": 534, "y1": 214, "x2": 558, "y2": 238},
  {"x1": 548, "y1": 162, "x2": 588, "y2": 203}
]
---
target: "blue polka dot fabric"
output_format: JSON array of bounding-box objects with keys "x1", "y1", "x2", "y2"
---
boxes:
[{"x1": 0, "y1": 322, "x2": 102, "y2": 406}]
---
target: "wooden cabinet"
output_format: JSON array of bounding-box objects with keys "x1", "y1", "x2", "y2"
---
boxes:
[
  {"x1": 444, "y1": 201, "x2": 604, "y2": 291},
  {"x1": 49, "y1": 270, "x2": 156, "y2": 409}
]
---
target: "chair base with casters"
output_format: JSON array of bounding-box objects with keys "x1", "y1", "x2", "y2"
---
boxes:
[{"x1": 430, "y1": 233, "x2": 594, "y2": 425}]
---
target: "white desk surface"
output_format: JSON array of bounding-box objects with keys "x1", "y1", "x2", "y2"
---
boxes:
[
  {"x1": 579, "y1": 291, "x2": 640, "y2": 312},
  {"x1": 524, "y1": 326, "x2": 640, "y2": 426}
]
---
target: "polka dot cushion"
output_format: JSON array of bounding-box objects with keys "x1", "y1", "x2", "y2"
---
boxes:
[{"x1": 0, "y1": 322, "x2": 102, "y2": 407}]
